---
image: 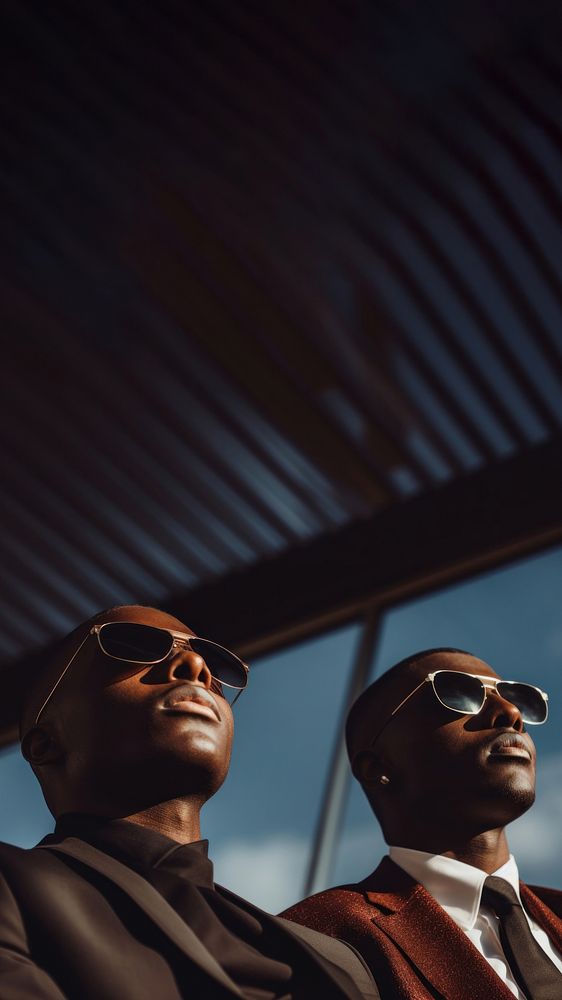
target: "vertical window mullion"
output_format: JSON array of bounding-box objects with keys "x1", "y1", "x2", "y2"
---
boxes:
[{"x1": 304, "y1": 608, "x2": 382, "y2": 896}]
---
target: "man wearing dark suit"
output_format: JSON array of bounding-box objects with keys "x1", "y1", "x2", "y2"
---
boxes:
[
  {"x1": 2, "y1": 603, "x2": 378, "y2": 1000},
  {"x1": 283, "y1": 647, "x2": 562, "y2": 999}
]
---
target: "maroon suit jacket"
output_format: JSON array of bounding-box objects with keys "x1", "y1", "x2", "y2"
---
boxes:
[{"x1": 282, "y1": 858, "x2": 562, "y2": 1000}]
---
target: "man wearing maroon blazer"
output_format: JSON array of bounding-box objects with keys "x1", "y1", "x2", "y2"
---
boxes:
[{"x1": 283, "y1": 647, "x2": 562, "y2": 1000}]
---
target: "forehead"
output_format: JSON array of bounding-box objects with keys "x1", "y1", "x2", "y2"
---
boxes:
[
  {"x1": 64, "y1": 606, "x2": 195, "y2": 671},
  {"x1": 21, "y1": 606, "x2": 195, "y2": 734},
  {"x1": 68, "y1": 606, "x2": 196, "y2": 682},
  {"x1": 96, "y1": 605, "x2": 194, "y2": 633},
  {"x1": 347, "y1": 650, "x2": 498, "y2": 761},
  {"x1": 378, "y1": 652, "x2": 499, "y2": 720},
  {"x1": 411, "y1": 651, "x2": 499, "y2": 683}
]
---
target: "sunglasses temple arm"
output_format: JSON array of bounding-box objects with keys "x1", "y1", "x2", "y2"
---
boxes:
[
  {"x1": 367, "y1": 678, "x2": 428, "y2": 749},
  {"x1": 230, "y1": 689, "x2": 243, "y2": 707},
  {"x1": 33, "y1": 631, "x2": 91, "y2": 727},
  {"x1": 388, "y1": 678, "x2": 428, "y2": 720}
]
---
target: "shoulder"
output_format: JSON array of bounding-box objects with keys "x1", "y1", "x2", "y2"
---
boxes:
[
  {"x1": 0, "y1": 841, "x2": 28, "y2": 860},
  {"x1": 0, "y1": 839, "x2": 82, "y2": 899},
  {"x1": 280, "y1": 858, "x2": 401, "y2": 922},
  {"x1": 280, "y1": 883, "x2": 369, "y2": 930},
  {"x1": 277, "y1": 916, "x2": 379, "y2": 999},
  {"x1": 0, "y1": 840, "x2": 58, "y2": 870},
  {"x1": 0, "y1": 840, "x2": 39, "y2": 877},
  {"x1": 277, "y1": 909, "x2": 360, "y2": 946},
  {"x1": 219, "y1": 880, "x2": 362, "y2": 924},
  {"x1": 0, "y1": 843, "x2": 45, "y2": 940},
  {"x1": 525, "y1": 883, "x2": 562, "y2": 918}
]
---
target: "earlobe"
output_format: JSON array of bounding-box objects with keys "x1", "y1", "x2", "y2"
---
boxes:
[{"x1": 21, "y1": 726, "x2": 63, "y2": 766}]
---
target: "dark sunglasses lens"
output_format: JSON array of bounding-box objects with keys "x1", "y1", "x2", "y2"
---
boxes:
[
  {"x1": 99, "y1": 623, "x2": 172, "y2": 663},
  {"x1": 433, "y1": 671, "x2": 484, "y2": 713},
  {"x1": 497, "y1": 682, "x2": 547, "y2": 724},
  {"x1": 187, "y1": 638, "x2": 247, "y2": 689}
]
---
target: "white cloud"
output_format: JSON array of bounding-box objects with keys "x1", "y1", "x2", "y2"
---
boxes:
[
  {"x1": 211, "y1": 752, "x2": 562, "y2": 913},
  {"x1": 213, "y1": 832, "x2": 309, "y2": 912}
]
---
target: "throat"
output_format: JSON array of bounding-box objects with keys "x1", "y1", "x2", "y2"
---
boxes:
[
  {"x1": 440, "y1": 830, "x2": 510, "y2": 873},
  {"x1": 123, "y1": 800, "x2": 204, "y2": 844}
]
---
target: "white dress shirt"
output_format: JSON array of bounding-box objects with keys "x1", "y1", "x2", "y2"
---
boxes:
[{"x1": 389, "y1": 846, "x2": 562, "y2": 999}]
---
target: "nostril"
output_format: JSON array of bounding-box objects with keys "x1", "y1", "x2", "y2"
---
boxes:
[
  {"x1": 169, "y1": 650, "x2": 211, "y2": 685},
  {"x1": 495, "y1": 700, "x2": 523, "y2": 729}
]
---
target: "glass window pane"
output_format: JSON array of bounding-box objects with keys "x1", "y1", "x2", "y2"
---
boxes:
[
  {"x1": 204, "y1": 623, "x2": 360, "y2": 910},
  {"x1": 334, "y1": 544, "x2": 562, "y2": 890},
  {"x1": 0, "y1": 745, "x2": 53, "y2": 846}
]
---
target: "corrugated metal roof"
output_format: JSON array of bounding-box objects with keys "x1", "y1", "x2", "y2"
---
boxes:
[{"x1": 2, "y1": 0, "x2": 562, "y2": 668}]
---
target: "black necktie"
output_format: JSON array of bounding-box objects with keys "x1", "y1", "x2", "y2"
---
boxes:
[{"x1": 481, "y1": 876, "x2": 562, "y2": 1000}]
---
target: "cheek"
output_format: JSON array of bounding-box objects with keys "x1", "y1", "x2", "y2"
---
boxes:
[
  {"x1": 60, "y1": 685, "x2": 145, "y2": 754},
  {"x1": 389, "y1": 721, "x2": 469, "y2": 782},
  {"x1": 428, "y1": 720, "x2": 470, "y2": 753},
  {"x1": 60, "y1": 682, "x2": 235, "y2": 772}
]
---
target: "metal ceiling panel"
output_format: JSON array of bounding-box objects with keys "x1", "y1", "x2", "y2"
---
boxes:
[{"x1": 3, "y1": 0, "x2": 562, "y2": 739}]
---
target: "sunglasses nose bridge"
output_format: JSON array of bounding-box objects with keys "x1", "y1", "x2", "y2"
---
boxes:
[
  {"x1": 166, "y1": 642, "x2": 213, "y2": 686},
  {"x1": 482, "y1": 684, "x2": 525, "y2": 729},
  {"x1": 171, "y1": 637, "x2": 191, "y2": 654}
]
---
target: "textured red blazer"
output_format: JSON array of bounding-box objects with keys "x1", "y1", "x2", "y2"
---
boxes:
[{"x1": 282, "y1": 857, "x2": 562, "y2": 1000}]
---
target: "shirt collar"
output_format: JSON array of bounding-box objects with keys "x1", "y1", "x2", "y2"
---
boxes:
[
  {"x1": 52, "y1": 813, "x2": 214, "y2": 887},
  {"x1": 389, "y1": 845, "x2": 521, "y2": 930}
]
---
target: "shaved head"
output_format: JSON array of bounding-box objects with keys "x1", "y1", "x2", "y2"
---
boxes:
[
  {"x1": 20, "y1": 603, "x2": 235, "y2": 820},
  {"x1": 345, "y1": 647, "x2": 474, "y2": 768},
  {"x1": 345, "y1": 646, "x2": 537, "y2": 850},
  {"x1": 19, "y1": 605, "x2": 184, "y2": 740}
]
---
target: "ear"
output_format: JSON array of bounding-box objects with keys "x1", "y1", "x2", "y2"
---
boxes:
[
  {"x1": 21, "y1": 726, "x2": 64, "y2": 766},
  {"x1": 352, "y1": 748, "x2": 388, "y2": 788}
]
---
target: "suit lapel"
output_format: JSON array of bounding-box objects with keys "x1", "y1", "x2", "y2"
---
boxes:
[
  {"x1": 40, "y1": 839, "x2": 370, "y2": 1000},
  {"x1": 38, "y1": 839, "x2": 243, "y2": 998},
  {"x1": 363, "y1": 858, "x2": 515, "y2": 1000},
  {"x1": 521, "y1": 884, "x2": 562, "y2": 953}
]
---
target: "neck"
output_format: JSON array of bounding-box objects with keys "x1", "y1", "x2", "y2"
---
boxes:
[
  {"x1": 396, "y1": 827, "x2": 511, "y2": 873},
  {"x1": 442, "y1": 829, "x2": 511, "y2": 873},
  {"x1": 122, "y1": 798, "x2": 204, "y2": 844}
]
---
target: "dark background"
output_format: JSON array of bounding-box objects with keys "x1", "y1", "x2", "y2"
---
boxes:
[{"x1": 3, "y1": 0, "x2": 562, "y2": 743}]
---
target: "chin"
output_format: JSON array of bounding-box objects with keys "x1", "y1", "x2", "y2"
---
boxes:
[
  {"x1": 505, "y1": 782, "x2": 536, "y2": 819},
  {"x1": 167, "y1": 740, "x2": 231, "y2": 794},
  {"x1": 479, "y1": 778, "x2": 536, "y2": 826}
]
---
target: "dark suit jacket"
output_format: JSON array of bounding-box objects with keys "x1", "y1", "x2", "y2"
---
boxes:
[
  {"x1": 0, "y1": 837, "x2": 379, "y2": 1000},
  {"x1": 282, "y1": 857, "x2": 562, "y2": 1000}
]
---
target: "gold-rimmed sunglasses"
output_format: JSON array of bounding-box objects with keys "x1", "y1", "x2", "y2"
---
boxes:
[
  {"x1": 369, "y1": 670, "x2": 548, "y2": 750},
  {"x1": 34, "y1": 621, "x2": 249, "y2": 725}
]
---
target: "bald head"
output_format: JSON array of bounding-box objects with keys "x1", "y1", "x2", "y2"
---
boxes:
[
  {"x1": 20, "y1": 603, "x2": 235, "y2": 821},
  {"x1": 345, "y1": 647, "x2": 474, "y2": 768},
  {"x1": 19, "y1": 605, "x2": 189, "y2": 740},
  {"x1": 345, "y1": 647, "x2": 538, "y2": 849}
]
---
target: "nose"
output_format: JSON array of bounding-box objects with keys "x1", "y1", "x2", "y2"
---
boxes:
[
  {"x1": 166, "y1": 646, "x2": 213, "y2": 688},
  {"x1": 482, "y1": 688, "x2": 524, "y2": 732}
]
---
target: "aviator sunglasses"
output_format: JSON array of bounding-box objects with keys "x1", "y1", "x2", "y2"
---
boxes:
[
  {"x1": 34, "y1": 621, "x2": 249, "y2": 725},
  {"x1": 370, "y1": 670, "x2": 549, "y2": 748}
]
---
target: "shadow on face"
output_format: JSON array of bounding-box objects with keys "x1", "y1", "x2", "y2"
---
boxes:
[
  {"x1": 351, "y1": 651, "x2": 537, "y2": 845},
  {"x1": 21, "y1": 605, "x2": 235, "y2": 819}
]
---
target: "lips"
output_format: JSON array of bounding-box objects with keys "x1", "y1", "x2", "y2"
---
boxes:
[
  {"x1": 160, "y1": 684, "x2": 220, "y2": 722},
  {"x1": 487, "y1": 732, "x2": 532, "y2": 761}
]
